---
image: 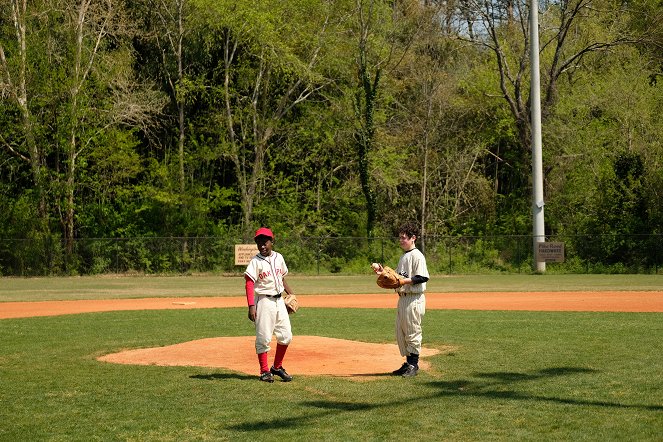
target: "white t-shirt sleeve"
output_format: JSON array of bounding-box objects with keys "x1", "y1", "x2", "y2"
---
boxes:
[
  {"x1": 412, "y1": 250, "x2": 429, "y2": 278},
  {"x1": 244, "y1": 255, "x2": 260, "y2": 282}
]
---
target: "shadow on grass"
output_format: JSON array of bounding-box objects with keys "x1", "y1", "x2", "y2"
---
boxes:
[
  {"x1": 227, "y1": 401, "x2": 377, "y2": 432},
  {"x1": 427, "y1": 367, "x2": 663, "y2": 411},
  {"x1": 227, "y1": 365, "x2": 662, "y2": 432},
  {"x1": 190, "y1": 372, "x2": 255, "y2": 381},
  {"x1": 229, "y1": 416, "x2": 312, "y2": 431},
  {"x1": 303, "y1": 400, "x2": 376, "y2": 411},
  {"x1": 344, "y1": 372, "x2": 393, "y2": 379},
  {"x1": 190, "y1": 371, "x2": 395, "y2": 382},
  {"x1": 472, "y1": 367, "x2": 597, "y2": 381}
]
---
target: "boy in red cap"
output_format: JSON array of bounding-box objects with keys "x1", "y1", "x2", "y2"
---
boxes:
[{"x1": 244, "y1": 227, "x2": 295, "y2": 382}]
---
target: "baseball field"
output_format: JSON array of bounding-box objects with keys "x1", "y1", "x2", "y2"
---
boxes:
[{"x1": 1, "y1": 274, "x2": 662, "y2": 440}]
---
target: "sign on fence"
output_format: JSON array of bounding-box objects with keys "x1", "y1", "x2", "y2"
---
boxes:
[
  {"x1": 536, "y1": 242, "x2": 565, "y2": 263},
  {"x1": 234, "y1": 244, "x2": 257, "y2": 266}
]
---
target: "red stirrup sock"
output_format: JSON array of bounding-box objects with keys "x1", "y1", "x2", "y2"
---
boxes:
[
  {"x1": 258, "y1": 352, "x2": 269, "y2": 373},
  {"x1": 273, "y1": 343, "x2": 288, "y2": 369}
]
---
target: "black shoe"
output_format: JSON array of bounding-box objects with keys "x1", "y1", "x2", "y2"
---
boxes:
[
  {"x1": 259, "y1": 371, "x2": 274, "y2": 383},
  {"x1": 401, "y1": 364, "x2": 418, "y2": 377},
  {"x1": 270, "y1": 366, "x2": 293, "y2": 382},
  {"x1": 392, "y1": 362, "x2": 410, "y2": 376}
]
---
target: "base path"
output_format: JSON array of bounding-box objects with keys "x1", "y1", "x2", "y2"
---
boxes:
[{"x1": 2, "y1": 291, "x2": 663, "y2": 319}]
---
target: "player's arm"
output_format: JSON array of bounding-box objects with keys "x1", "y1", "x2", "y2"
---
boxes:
[
  {"x1": 282, "y1": 277, "x2": 294, "y2": 297},
  {"x1": 410, "y1": 275, "x2": 429, "y2": 285},
  {"x1": 407, "y1": 257, "x2": 429, "y2": 286},
  {"x1": 245, "y1": 275, "x2": 257, "y2": 322},
  {"x1": 398, "y1": 275, "x2": 429, "y2": 287}
]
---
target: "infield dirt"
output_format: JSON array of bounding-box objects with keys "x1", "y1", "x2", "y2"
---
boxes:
[
  {"x1": 3, "y1": 291, "x2": 662, "y2": 377},
  {"x1": 2, "y1": 291, "x2": 663, "y2": 320}
]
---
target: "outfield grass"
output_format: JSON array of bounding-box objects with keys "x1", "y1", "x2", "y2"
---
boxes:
[
  {"x1": 1, "y1": 307, "x2": 661, "y2": 440},
  {"x1": 1, "y1": 273, "x2": 662, "y2": 302}
]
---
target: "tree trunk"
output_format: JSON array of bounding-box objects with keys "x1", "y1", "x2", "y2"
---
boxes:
[
  {"x1": 2, "y1": 0, "x2": 49, "y2": 232},
  {"x1": 65, "y1": 127, "x2": 77, "y2": 257},
  {"x1": 419, "y1": 84, "x2": 433, "y2": 253},
  {"x1": 355, "y1": 14, "x2": 380, "y2": 238}
]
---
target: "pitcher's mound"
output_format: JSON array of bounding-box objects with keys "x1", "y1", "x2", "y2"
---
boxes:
[{"x1": 98, "y1": 335, "x2": 442, "y2": 377}]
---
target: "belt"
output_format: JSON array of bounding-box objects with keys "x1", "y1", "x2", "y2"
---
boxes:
[
  {"x1": 399, "y1": 292, "x2": 423, "y2": 297},
  {"x1": 265, "y1": 293, "x2": 282, "y2": 299}
]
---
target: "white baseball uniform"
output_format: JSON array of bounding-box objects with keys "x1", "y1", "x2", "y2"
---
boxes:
[
  {"x1": 244, "y1": 251, "x2": 292, "y2": 354},
  {"x1": 395, "y1": 248, "x2": 429, "y2": 356}
]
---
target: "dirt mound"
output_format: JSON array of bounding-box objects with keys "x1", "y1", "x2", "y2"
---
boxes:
[{"x1": 98, "y1": 335, "x2": 443, "y2": 378}]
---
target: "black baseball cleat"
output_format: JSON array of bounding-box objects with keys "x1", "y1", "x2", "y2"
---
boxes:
[
  {"x1": 259, "y1": 371, "x2": 274, "y2": 383},
  {"x1": 270, "y1": 366, "x2": 293, "y2": 382},
  {"x1": 401, "y1": 364, "x2": 419, "y2": 377},
  {"x1": 392, "y1": 362, "x2": 410, "y2": 376}
]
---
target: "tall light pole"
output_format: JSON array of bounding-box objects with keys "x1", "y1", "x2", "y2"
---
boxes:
[{"x1": 530, "y1": 0, "x2": 546, "y2": 272}]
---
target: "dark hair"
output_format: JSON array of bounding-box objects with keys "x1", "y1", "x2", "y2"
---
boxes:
[{"x1": 398, "y1": 221, "x2": 419, "y2": 239}]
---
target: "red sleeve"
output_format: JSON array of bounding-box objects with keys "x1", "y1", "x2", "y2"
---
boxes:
[{"x1": 245, "y1": 275, "x2": 255, "y2": 306}]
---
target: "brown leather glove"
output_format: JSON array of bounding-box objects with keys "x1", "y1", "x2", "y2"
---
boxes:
[
  {"x1": 376, "y1": 266, "x2": 404, "y2": 289},
  {"x1": 284, "y1": 294, "x2": 299, "y2": 314}
]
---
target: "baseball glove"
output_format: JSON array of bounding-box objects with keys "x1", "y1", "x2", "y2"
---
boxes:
[
  {"x1": 376, "y1": 266, "x2": 404, "y2": 289},
  {"x1": 284, "y1": 294, "x2": 299, "y2": 314}
]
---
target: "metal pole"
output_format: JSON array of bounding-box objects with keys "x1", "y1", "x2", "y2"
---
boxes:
[{"x1": 530, "y1": 0, "x2": 546, "y2": 272}]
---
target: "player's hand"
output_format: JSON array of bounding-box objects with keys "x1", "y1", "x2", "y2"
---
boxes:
[{"x1": 248, "y1": 305, "x2": 256, "y2": 322}]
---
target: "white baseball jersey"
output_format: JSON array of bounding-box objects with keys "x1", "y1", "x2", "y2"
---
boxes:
[
  {"x1": 395, "y1": 248, "x2": 429, "y2": 294},
  {"x1": 395, "y1": 247, "x2": 428, "y2": 357},
  {"x1": 244, "y1": 252, "x2": 288, "y2": 296},
  {"x1": 244, "y1": 251, "x2": 292, "y2": 354}
]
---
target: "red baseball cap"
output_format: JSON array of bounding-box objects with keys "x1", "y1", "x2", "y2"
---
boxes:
[{"x1": 254, "y1": 227, "x2": 274, "y2": 240}]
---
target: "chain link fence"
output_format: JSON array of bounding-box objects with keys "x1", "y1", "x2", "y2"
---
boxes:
[{"x1": 0, "y1": 234, "x2": 661, "y2": 276}]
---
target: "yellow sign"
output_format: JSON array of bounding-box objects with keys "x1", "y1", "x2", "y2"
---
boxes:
[
  {"x1": 235, "y1": 244, "x2": 257, "y2": 266},
  {"x1": 536, "y1": 242, "x2": 565, "y2": 263}
]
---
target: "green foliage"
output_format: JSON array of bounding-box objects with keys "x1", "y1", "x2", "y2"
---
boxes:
[{"x1": 0, "y1": 0, "x2": 662, "y2": 274}]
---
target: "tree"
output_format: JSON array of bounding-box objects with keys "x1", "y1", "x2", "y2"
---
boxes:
[
  {"x1": 0, "y1": 0, "x2": 48, "y2": 232},
  {"x1": 193, "y1": 0, "x2": 333, "y2": 239},
  {"x1": 391, "y1": 45, "x2": 497, "y2": 239},
  {"x1": 545, "y1": 48, "x2": 663, "y2": 244},
  {"x1": 159, "y1": 0, "x2": 187, "y2": 197},
  {"x1": 457, "y1": 0, "x2": 641, "y2": 202},
  {"x1": 1, "y1": 0, "x2": 163, "y2": 258},
  {"x1": 350, "y1": 0, "x2": 422, "y2": 237},
  {"x1": 383, "y1": 2, "x2": 499, "y2": 244},
  {"x1": 57, "y1": 0, "x2": 163, "y2": 255}
]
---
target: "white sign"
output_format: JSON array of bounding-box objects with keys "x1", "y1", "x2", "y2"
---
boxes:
[
  {"x1": 536, "y1": 242, "x2": 565, "y2": 263},
  {"x1": 235, "y1": 244, "x2": 257, "y2": 266}
]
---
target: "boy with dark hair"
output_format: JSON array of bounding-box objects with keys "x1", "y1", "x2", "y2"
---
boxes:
[{"x1": 391, "y1": 221, "x2": 430, "y2": 377}]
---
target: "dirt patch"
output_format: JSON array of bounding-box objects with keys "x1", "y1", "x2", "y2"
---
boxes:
[
  {"x1": 98, "y1": 335, "x2": 444, "y2": 378},
  {"x1": 2, "y1": 291, "x2": 663, "y2": 320},
  {"x1": 5, "y1": 291, "x2": 662, "y2": 378}
]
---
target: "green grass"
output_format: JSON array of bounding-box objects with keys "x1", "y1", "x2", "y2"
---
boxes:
[
  {"x1": 1, "y1": 308, "x2": 662, "y2": 441},
  {"x1": 1, "y1": 273, "x2": 661, "y2": 302},
  {"x1": 1, "y1": 275, "x2": 661, "y2": 440}
]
